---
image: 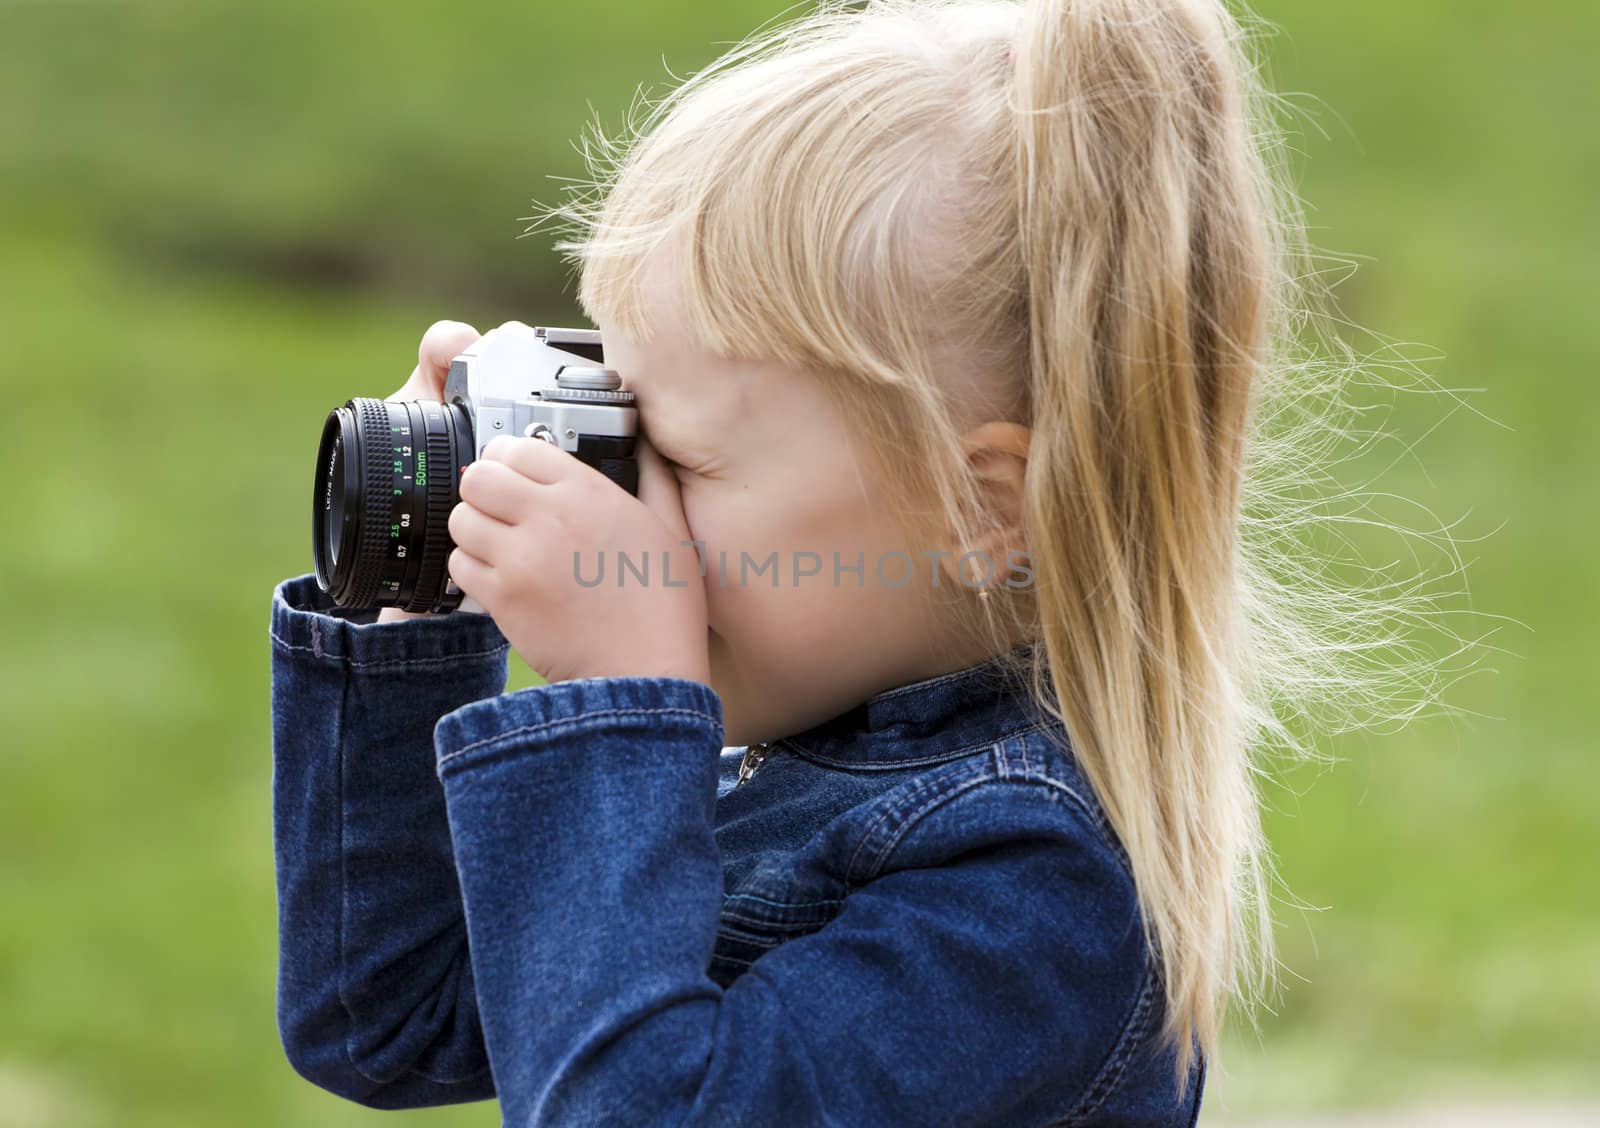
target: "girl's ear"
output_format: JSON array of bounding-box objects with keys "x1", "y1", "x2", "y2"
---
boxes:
[{"x1": 939, "y1": 421, "x2": 1031, "y2": 591}]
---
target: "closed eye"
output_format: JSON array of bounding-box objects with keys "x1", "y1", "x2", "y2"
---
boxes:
[
  {"x1": 643, "y1": 430, "x2": 717, "y2": 478},
  {"x1": 646, "y1": 441, "x2": 692, "y2": 473}
]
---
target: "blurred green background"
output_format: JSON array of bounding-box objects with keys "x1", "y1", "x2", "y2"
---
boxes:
[{"x1": 1, "y1": 1, "x2": 1594, "y2": 1125}]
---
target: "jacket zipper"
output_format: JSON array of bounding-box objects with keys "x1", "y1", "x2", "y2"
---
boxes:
[{"x1": 735, "y1": 741, "x2": 774, "y2": 787}]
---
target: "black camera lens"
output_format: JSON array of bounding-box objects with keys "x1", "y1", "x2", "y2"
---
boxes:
[{"x1": 313, "y1": 396, "x2": 474, "y2": 613}]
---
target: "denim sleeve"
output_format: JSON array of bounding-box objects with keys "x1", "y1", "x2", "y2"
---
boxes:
[
  {"x1": 268, "y1": 572, "x2": 509, "y2": 1109},
  {"x1": 434, "y1": 677, "x2": 1151, "y2": 1126}
]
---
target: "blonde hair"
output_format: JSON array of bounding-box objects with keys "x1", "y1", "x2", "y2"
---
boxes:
[{"x1": 524, "y1": 0, "x2": 1480, "y2": 1093}]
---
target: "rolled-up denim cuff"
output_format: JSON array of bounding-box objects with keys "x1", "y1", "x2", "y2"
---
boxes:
[
  {"x1": 269, "y1": 572, "x2": 509, "y2": 669},
  {"x1": 434, "y1": 676, "x2": 723, "y2": 778}
]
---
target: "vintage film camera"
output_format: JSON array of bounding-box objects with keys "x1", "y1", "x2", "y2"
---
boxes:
[{"x1": 311, "y1": 323, "x2": 638, "y2": 614}]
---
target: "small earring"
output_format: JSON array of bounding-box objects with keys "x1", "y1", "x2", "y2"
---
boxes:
[{"x1": 966, "y1": 558, "x2": 992, "y2": 602}]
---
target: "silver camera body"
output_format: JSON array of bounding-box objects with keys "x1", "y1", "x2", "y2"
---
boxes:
[
  {"x1": 441, "y1": 323, "x2": 638, "y2": 613},
  {"x1": 444, "y1": 322, "x2": 636, "y2": 461}
]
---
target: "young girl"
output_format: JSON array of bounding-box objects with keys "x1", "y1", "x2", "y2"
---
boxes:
[{"x1": 270, "y1": 0, "x2": 1425, "y2": 1122}]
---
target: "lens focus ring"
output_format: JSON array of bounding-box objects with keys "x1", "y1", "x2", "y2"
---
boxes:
[{"x1": 347, "y1": 398, "x2": 397, "y2": 609}]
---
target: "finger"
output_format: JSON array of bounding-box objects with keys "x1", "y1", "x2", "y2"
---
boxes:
[
  {"x1": 447, "y1": 500, "x2": 517, "y2": 565},
  {"x1": 634, "y1": 433, "x2": 692, "y2": 541},
  {"x1": 480, "y1": 434, "x2": 573, "y2": 486},
  {"x1": 417, "y1": 320, "x2": 482, "y2": 396},
  {"x1": 458, "y1": 457, "x2": 537, "y2": 525},
  {"x1": 447, "y1": 544, "x2": 494, "y2": 596}
]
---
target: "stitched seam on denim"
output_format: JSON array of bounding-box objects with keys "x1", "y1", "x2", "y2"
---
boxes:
[
  {"x1": 845, "y1": 771, "x2": 946, "y2": 884},
  {"x1": 436, "y1": 707, "x2": 718, "y2": 770},
  {"x1": 719, "y1": 902, "x2": 838, "y2": 929},
  {"x1": 319, "y1": 644, "x2": 490, "y2": 1088},
  {"x1": 778, "y1": 739, "x2": 982, "y2": 770},
  {"x1": 1060, "y1": 960, "x2": 1159, "y2": 1124},
  {"x1": 848, "y1": 762, "x2": 1002, "y2": 885},
  {"x1": 843, "y1": 758, "x2": 993, "y2": 886},
  {"x1": 723, "y1": 892, "x2": 843, "y2": 910},
  {"x1": 1013, "y1": 777, "x2": 1136, "y2": 884},
  {"x1": 777, "y1": 721, "x2": 1047, "y2": 770},
  {"x1": 331, "y1": 665, "x2": 377, "y2": 1083},
  {"x1": 271, "y1": 631, "x2": 509, "y2": 669},
  {"x1": 863, "y1": 769, "x2": 1026, "y2": 880},
  {"x1": 713, "y1": 952, "x2": 763, "y2": 968},
  {"x1": 1044, "y1": 779, "x2": 1132, "y2": 880},
  {"x1": 715, "y1": 926, "x2": 785, "y2": 948},
  {"x1": 997, "y1": 740, "x2": 1136, "y2": 883},
  {"x1": 867, "y1": 661, "x2": 994, "y2": 702},
  {"x1": 1018, "y1": 729, "x2": 1126, "y2": 855}
]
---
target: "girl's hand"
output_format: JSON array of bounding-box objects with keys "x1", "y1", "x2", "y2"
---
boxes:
[
  {"x1": 376, "y1": 321, "x2": 482, "y2": 623},
  {"x1": 445, "y1": 430, "x2": 711, "y2": 686}
]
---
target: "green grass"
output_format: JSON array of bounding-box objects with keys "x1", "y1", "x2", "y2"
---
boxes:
[{"x1": 0, "y1": 1, "x2": 1595, "y2": 1124}]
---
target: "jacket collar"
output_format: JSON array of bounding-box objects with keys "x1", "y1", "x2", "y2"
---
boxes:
[{"x1": 774, "y1": 641, "x2": 1048, "y2": 769}]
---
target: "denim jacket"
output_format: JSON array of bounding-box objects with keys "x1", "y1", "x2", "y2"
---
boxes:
[{"x1": 268, "y1": 571, "x2": 1205, "y2": 1126}]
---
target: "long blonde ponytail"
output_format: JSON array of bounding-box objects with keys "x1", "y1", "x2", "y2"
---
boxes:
[{"x1": 1012, "y1": 0, "x2": 1274, "y2": 1086}]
